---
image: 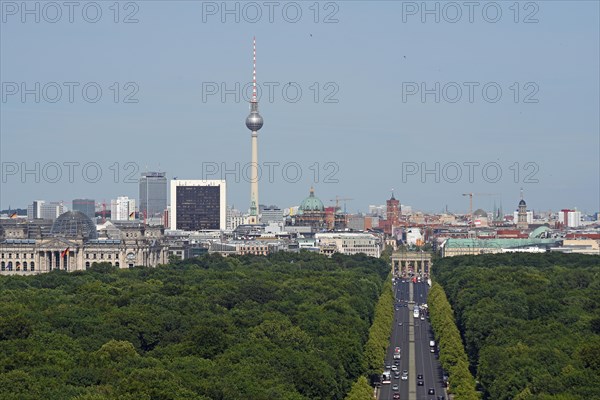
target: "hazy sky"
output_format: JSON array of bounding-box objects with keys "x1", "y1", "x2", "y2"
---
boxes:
[{"x1": 1, "y1": 1, "x2": 599, "y2": 214}]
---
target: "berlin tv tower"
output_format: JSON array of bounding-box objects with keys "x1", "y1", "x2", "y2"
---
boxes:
[{"x1": 245, "y1": 37, "x2": 264, "y2": 224}]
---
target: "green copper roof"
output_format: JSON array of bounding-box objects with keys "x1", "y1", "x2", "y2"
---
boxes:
[
  {"x1": 529, "y1": 226, "x2": 551, "y2": 239},
  {"x1": 298, "y1": 187, "x2": 324, "y2": 215},
  {"x1": 443, "y1": 238, "x2": 559, "y2": 249}
]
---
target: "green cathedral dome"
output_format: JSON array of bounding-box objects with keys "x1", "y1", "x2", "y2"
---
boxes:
[{"x1": 297, "y1": 187, "x2": 325, "y2": 215}]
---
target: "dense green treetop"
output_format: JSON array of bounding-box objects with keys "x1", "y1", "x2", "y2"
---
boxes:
[
  {"x1": 432, "y1": 253, "x2": 600, "y2": 400},
  {"x1": 0, "y1": 251, "x2": 389, "y2": 400}
]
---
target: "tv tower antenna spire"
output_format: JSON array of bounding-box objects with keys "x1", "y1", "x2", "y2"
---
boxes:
[
  {"x1": 245, "y1": 36, "x2": 264, "y2": 224},
  {"x1": 252, "y1": 36, "x2": 257, "y2": 103}
]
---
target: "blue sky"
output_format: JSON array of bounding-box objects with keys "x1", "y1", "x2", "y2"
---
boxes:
[{"x1": 1, "y1": 1, "x2": 599, "y2": 214}]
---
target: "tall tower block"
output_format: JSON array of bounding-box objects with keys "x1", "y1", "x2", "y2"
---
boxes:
[
  {"x1": 517, "y1": 188, "x2": 529, "y2": 230},
  {"x1": 386, "y1": 190, "x2": 400, "y2": 225},
  {"x1": 245, "y1": 37, "x2": 264, "y2": 224}
]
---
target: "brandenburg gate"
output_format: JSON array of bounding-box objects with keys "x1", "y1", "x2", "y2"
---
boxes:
[{"x1": 391, "y1": 251, "x2": 433, "y2": 278}]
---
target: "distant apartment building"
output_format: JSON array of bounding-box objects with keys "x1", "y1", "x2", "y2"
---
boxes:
[
  {"x1": 41, "y1": 202, "x2": 66, "y2": 220},
  {"x1": 139, "y1": 172, "x2": 167, "y2": 218},
  {"x1": 347, "y1": 214, "x2": 365, "y2": 231},
  {"x1": 550, "y1": 239, "x2": 600, "y2": 255},
  {"x1": 27, "y1": 201, "x2": 65, "y2": 220},
  {"x1": 72, "y1": 199, "x2": 96, "y2": 220},
  {"x1": 27, "y1": 200, "x2": 45, "y2": 219},
  {"x1": 170, "y1": 180, "x2": 226, "y2": 231},
  {"x1": 226, "y1": 206, "x2": 244, "y2": 230},
  {"x1": 558, "y1": 209, "x2": 582, "y2": 228},
  {"x1": 236, "y1": 242, "x2": 276, "y2": 256},
  {"x1": 110, "y1": 197, "x2": 136, "y2": 221},
  {"x1": 367, "y1": 216, "x2": 379, "y2": 229},
  {"x1": 368, "y1": 205, "x2": 386, "y2": 217},
  {"x1": 315, "y1": 232, "x2": 382, "y2": 258},
  {"x1": 260, "y1": 205, "x2": 283, "y2": 224}
]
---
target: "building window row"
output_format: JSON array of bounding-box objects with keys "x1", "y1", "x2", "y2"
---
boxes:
[
  {"x1": 1, "y1": 261, "x2": 35, "y2": 271},
  {"x1": 85, "y1": 253, "x2": 119, "y2": 260},
  {"x1": 0, "y1": 253, "x2": 35, "y2": 259}
]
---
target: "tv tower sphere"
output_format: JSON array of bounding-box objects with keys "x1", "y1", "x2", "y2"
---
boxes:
[{"x1": 245, "y1": 106, "x2": 263, "y2": 131}]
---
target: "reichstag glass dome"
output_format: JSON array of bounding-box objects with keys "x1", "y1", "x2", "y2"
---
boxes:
[{"x1": 50, "y1": 211, "x2": 98, "y2": 239}]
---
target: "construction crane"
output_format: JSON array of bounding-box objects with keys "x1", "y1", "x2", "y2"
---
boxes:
[
  {"x1": 461, "y1": 193, "x2": 500, "y2": 227},
  {"x1": 329, "y1": 196, "x2": 354, "y2": 214}
]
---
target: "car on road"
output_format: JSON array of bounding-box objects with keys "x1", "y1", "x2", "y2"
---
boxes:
[
  {"x1": 428, "y1": 388, "x2": 435, "y2": 395},
  {"x1": 417, "y1": 374, "x2": 423, "y2": 379},
  {"x1": 391, "y1": 365, "x2": 398, "y2": 371},
  {"x1": 394, "y1": 360, "x2": 400, "y2": 365},
  {"x1": 417, "y1": 380, "x2": 424, "y2": 386},
  {"x1": 393, "y1": 394, "x2": 400, "y2": 399},
  {"x1": 401, "y1": 371, "x2": 408, "y2": 380},
  {"x1": 392, "y1": 384, "x2": 399, "y2": 390},
  {"x1": 437, "y1": 396, "x2": 445, "y2": 400},
  {"x1": 398, "y1": 322, "x2": 403, "y2": 326},
  {"x1": 385, "y1": 365, "x2": 391, "y2": 370},
  {"x1": 420, "y1": 315, "x2": 425, "y2": 320}
]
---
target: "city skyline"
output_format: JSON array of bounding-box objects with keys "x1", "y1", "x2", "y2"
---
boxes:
[
  {"x1": 0, "y1": 4, "x2": 598, "y2": 399},
  {"x1": 1, "y1": 2, "x2": 598, "y2": 213},
  {"x1": 5, "y1": 187, "x2": 598, "y2": 220}
]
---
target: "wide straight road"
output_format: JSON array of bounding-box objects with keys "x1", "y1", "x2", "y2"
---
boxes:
[
  {"x1": 413, "y1": 281, "x2": 446, "y2": 399},
  {"x1": 378, "y1": 278, "x2": 410, "y2": 400},
  {"x1": 378, "y1": 279, "x2": 447, "y2": 400}
]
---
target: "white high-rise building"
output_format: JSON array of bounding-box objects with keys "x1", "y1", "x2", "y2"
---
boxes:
[
  {"x1": 27, "y1": 200, "x2": 65, "y2": 220},
  {"x1": 226, "y1": 206, "x2": 244, "y2": 230},
  {"x1": 111, "y1": 196, "x2": 136, "y2": 221},
  {"x1": 558, "y1": 209, "x2": 582, "y2": 227},
  {"x1": 40, "y1": 202, "x2": 66, "y2": 220},
  {"x1": 27, "y1": 200, "x2": 45, "y2": 219}
]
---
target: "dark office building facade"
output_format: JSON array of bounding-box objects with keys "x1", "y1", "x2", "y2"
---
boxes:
[
  {"x1": 139, "y1": 172, "x2": 167, "y2": 218},
  {"x1": 72, "y1": 199, "x2": 96, "y2": 220},
  {"x1": 171, "y1": 180, "x2": 226, "y2": 231}
]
